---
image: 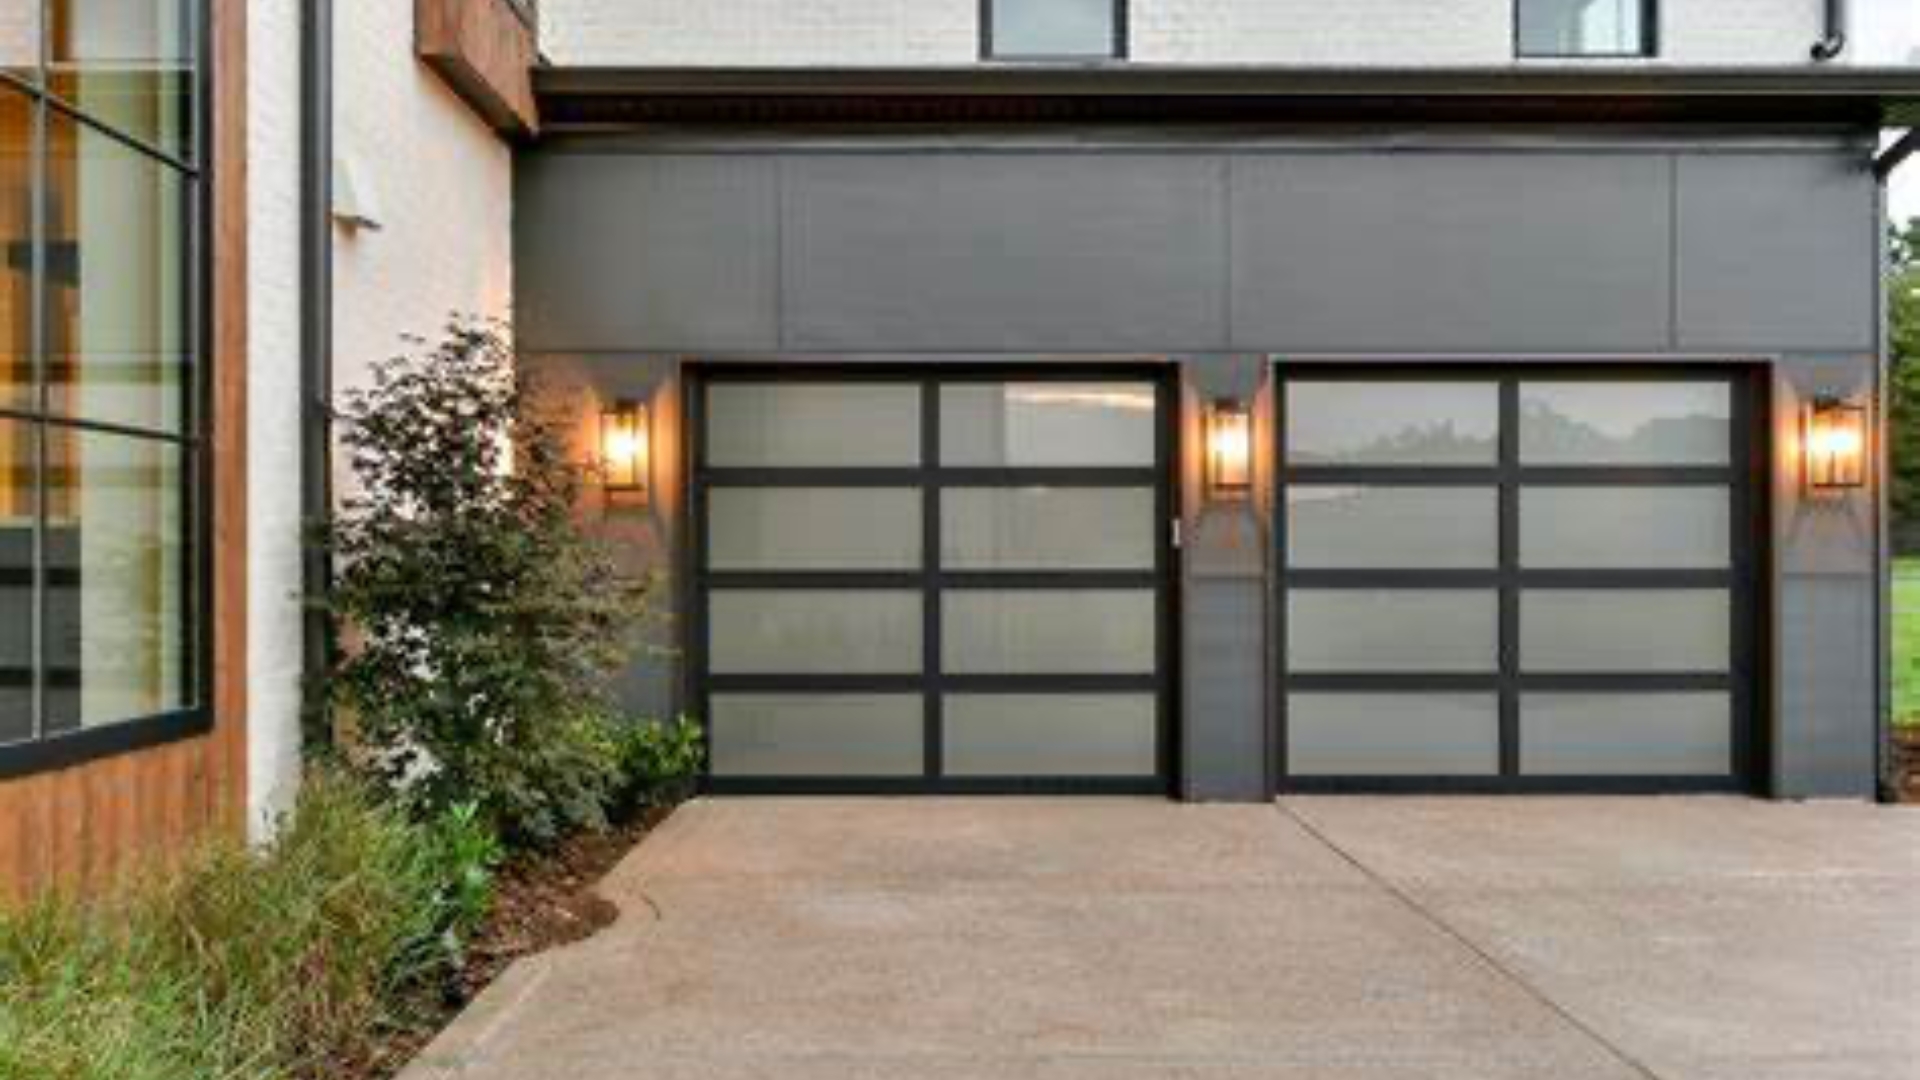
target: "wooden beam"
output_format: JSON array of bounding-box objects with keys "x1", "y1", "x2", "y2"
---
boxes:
[{"x1": 417, "y1": 0, "x2": 540, "y2": 138}]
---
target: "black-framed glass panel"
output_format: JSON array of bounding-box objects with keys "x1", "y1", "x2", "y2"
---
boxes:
[
  {"x1": 1288, "y1": 693, "x2": 1501, "y2": 778},
  {"x1": 1286, "y1": 486, "x2": 1499, "y2": 571},
  {"x1": 1516, "y1": 0, "x2": 1654, "y2": 58},
  {"x1": 1285, "y1": 381, "x2": 1499, "y2": 466},
  {"x1": 709, "y1": 693, "x2": 925, "y2": 778},
  {"x1": 0, "y1": 417, "x2": 34, "y2": 745},
  {"x1": 940, "y1": 381, "x2": 1155, "y2": 467},
  {"x1": 985, "y1": 0, "x2": 1123, "y2": 59},
  {"x1": 1, "y1": 6, "x2": 42, "y2": 85},
  {"x1": 46, "y1": 0, "x2": 198, "y2": 163},
  {"x1": 1519, "y1": 381, "x2": 1728, "y2": 465},
  {"x1": 1, "y1": 84, "x2": 32, "y2": 414}
]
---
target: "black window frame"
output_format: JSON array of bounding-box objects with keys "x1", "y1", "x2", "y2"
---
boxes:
[
  {"x1": 0, "y1": 0, "x2": 216, "y2": 781},
  {"x1": 980, "y1": 0, "x2": 1129, "y2": 63},
  {"x1": 1514, "y1": 0, "x2": 1659, "y2": 60}
]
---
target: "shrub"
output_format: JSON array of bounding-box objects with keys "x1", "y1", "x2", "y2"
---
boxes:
[
  {"x1": 324, "y1": 318, "x2": 653, "y2": 846},
  {"x1": 609, "y1": 715, "x2": 707, "y2": 814}
]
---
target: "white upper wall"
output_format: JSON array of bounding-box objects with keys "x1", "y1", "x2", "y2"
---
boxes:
[{"x1": 542, "y1": 0, "x2": 1841, "y2": 68}]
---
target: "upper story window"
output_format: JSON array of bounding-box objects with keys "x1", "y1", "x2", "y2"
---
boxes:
[
  {"x1": 1517, "y1": 0, "x2": 1655, "y2": 58},
  {"x1": 984, "y1": 0, "x2": 1125, "y2": 61},
  {"x1": 0, "y1": 0, "x2": 207, "y2": 774}
]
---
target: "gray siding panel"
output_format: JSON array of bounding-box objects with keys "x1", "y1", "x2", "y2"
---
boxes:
[
  {"x1": 1775, "y1": 575, "x2": 1877, "y2": 798},
  {"x1": 781, "y1": 155, "x2": 1229, "y2": 351},
  {"x1": 1676, "y1": 154, "x2": 1877, "y2": 352},
  {"x1": 1182, "y1": 579, "x2": 1269, "y2": 800},
  {"x1": 515, "y1": 155, "x2": 779, "y2": 351},
  {"x1": 1229, "y1": 154, "x2": 1674, "y2": 352}
]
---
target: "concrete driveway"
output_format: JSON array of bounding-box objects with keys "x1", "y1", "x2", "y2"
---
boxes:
[{"x1": 403, "y1": 798, "x2": 1920, "y2": 1080}]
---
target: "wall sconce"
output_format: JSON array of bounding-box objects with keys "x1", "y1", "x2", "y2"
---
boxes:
[
  {"x1": 600, "y1": 399, "x2": 650, "y2": 502},
  {"x1": 1207, "y1": 399, "x2": 1252, "y2": 499},
  {"x1": 1804, "y1": 396, "x2": 1867, "y2": 492}
]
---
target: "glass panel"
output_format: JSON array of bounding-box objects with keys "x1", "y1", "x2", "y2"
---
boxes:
[
  {"x1": 1522, "y1": 589, "x2": 1730, "y2": 673},
  {"x1": 708, "y1": 487, "x2": 921, "y2": 571},
  {"x1": 941, "y1": 382, "x2": 1155, "y2": 467},
  {"x1": 708, "y1": 590, "x2": 921, "y2": 675},
  {"x1": 1521, "y1": 487, "x2": 1730, "y2": 570},
  {"x1": 1517, "y1": 0, "x2": 1647, "y2": 56},
  {"x1": 1519, "y1": 382, "x2": 1730, "y2": 466},
  {"x1": 46, "y1": 109, "x2": 192, "y2": 434},
  {"x1": 710, "y1": 693, "x2": 922, "y2": 777},
  {"x1": 0, "y1": 419, "x2": 32, "y2": 744},
  {"x1": 989, "y1": 0, "x2": 1117, "y2": 57},
  {"x1": 1522, "y1": 692, "x2": 1732, "y2": 776},
  {"x1": 944, "y1": 589, "x2": 1154, "y2": 674},
  {"x1": 0, "y1": 3, "x2": 41, "y2": 83},
  {"x1": 0, "y1": 86, "x2": 29, "y2": 414},
  {"x1": 1287, "y1": 589, "x2": 1498, "y2": 673},
  {"x1": 46, "y1": 0, "x2": 197, "y2": 161},
  {"x1": 942, "y1": 486, "x2": 1154, "y2": 571},
  {"x1": 43, "y1": 428, "x2": 190, "y2": 731},
  {"x1": 944, "y1": 693, "x2": 1156, "y2": 777},
  {"x1": 1286, "y1": 382, "x2": 1498, "y2": 466},
  {"x1": 1288, "y1": 693, "x2": 1499, "y2": 776},
  {"x1": 706, "y1": 384, "x2": 921, "y2": 468},
  {"x1": 1286, "y1": 486, "x2": 1498, "y2": 570}
]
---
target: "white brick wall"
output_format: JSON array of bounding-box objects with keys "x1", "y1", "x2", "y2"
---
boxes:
[{"x1": 542, "y1": 0, "x2": 1830, "y2": 67}]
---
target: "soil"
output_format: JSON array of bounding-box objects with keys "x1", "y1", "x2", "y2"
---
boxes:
[{"x1": 327, "y1": 806, "x2": 672, "y2": 1080}]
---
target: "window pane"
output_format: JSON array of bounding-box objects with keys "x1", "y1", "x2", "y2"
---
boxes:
[
  {"x1": 706, "y1": 384, "x2": 921, "y2": 468},
  {"x1": 989, "y1": 0, "x2": 1117, "y2": 57},
  {"x1": 710, "y1": 693, "x2": 922, "y2": 777},
  {"x1": 47, "y1": 0, "x2": 196, "y2": 161},
  {"x1": 944, "y1": 693, "x2": 1156, "y2": 777},
  {"x1": 942, "y1": 486, "x2": 1154, "y2": 571},
  {"x1": 708, "y1": 590, "x2": 921, "y2": 675},
  {"x1": 0, "y1": 419, "x2": 32, "y2": 744},
  {"x1": 1521, "y1": 487, "x2": 1730, "y2": 570},
  {"x1": 1287, "y1": 589, "x2": 1498, "y2": 673},
  {"x1": 1522, "y1": 589, "x2": 1730, "y2": 673},
  {"x1": 708, "y1": 487, "x2": 921, "y2": 571},
  {"x1": 1289, "y1": 693, "x2": 1499, "y2": 776},
  {"x1": 1519, "y1": 382, "x2": 1730, "y2": 466},
  {"x1": 0, "y1": 4, "x2": 40, "y2": 82},
  {"x1": 1517, "y1": 0, "x2": 1647, "y2": 56},
  {"x1": 1286, "y1": 382, "x2": 1498, "y2": 466},
  {"x1": 0, "y1": 86, "x2": 29, "y2": 414},
  {"x1": 1522, "y1": 692, "x2": 1732, "y2": 776},
  {"x1": 1286, "y1": 486, "x2": 1498, "y2": 570},
  {"x1": 941, "y1": 382, "x2": 1155, "y2": 467},
  {"x1": 44, "y1": 429, "x2": 191, "y2": 731},
  {"x1": 46, "y1": 109, "x2": 192, "y2": 434},
  {"x1": 944, "y1": 589, "x2": 1154, "y2": 674}
]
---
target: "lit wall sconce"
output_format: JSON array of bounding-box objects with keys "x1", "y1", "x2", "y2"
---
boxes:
[
  {"x1": 600, "y1": 399, "x2": 650, "y2": 502},
  {"x1": 1804, "y1": 396, "x2": 1867, "y2": 492},
  {"x1": 1207, "y1": 399, "x2": 1252, "y2": 499}
]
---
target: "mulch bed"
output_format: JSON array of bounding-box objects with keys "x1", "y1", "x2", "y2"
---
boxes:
[
  {"x1": 331, "y1": 806, "x2": 673, "y2": 1080},
  {"x1": 1894, "y1": 728, "x2": 1920, "y2": 804}
]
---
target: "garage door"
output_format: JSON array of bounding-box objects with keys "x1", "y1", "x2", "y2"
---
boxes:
[
  {"x1": 693, "y1": 369, "x2": 1174, "y2": 793},
  {"x1": 1277, "y1": 368, "x2": 1756, "y2": 791}
]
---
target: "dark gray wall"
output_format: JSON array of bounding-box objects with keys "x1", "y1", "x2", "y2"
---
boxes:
[{"x1": 517, "y1": 129, "x2": 1885, "y2": 800}]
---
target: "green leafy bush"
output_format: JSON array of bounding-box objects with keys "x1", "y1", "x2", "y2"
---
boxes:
[
  {"x1": 324, "y1": 318, "x2": 653, "y2": 846},
  {"x1": 610, "y1": 715, "x2": 707, "y2": 813}
]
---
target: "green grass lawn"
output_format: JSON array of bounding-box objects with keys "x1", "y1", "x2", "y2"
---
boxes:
[{"x1": 1897, "y1": 559, "x2": 1920, "y2": 727}]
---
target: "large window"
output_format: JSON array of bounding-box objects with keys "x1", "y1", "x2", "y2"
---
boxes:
[
  {"x1": 0, "y1": 1, "x2": 205, "y2": 773},
  {"x1": 1517, "y1": 0, "x2": 1654, "y2": 58},
  {"x1": 983, "y1": 0, "x2": 1125, "y2": 61}
]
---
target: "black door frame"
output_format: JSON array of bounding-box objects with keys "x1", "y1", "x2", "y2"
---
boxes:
[
  {"x1": 1272, "y1": 363, "x2": 1765, "y2": 795},
  {"x1": 687, "y1": 362, "x2": 1181, "y2": 795}
]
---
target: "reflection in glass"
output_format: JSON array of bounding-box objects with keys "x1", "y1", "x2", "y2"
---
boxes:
[
  {"x1": 1286, "y1": 486, "x2": 1498, "y2": 570},
  {"x1": 944, "y1": 589, "x2": 1154, "y2": 674},
  {"x1": 0, "y1": 419, "x2": 31, "y2": 743},
  {"x1": 944, "y1": 693, "x2": 1156, "y2": 777},
  {"x1": 43, "y1": 428, "x2": 191, "y2": 731},
  {"x1": 1287, "y1": 382, "x2": 1498, "y2": 466},
  {"x1": 1287, "y1": 590, "x2": 1498, "y2": 673},
  {"x1": 1519, "y1": 382, "x2": 1729, "y2": 465},
  {"x1": 989, "y1": 0, "x2": 1117, "y2": 57},
  {"x1": 710, "y1": 693, "x2": 923, "y2": 777},
  {"x1": 1521, "y1": 692, "x2": 1731, "y2": 776},
  {"x1": 942, "y1": 486, "x2": 1154, "y2": 571},
  {"x1": 46, "y1": 0, "x2": 196, "y2": 161},
  {"x1": 1517, "y1": 0, "x2": 1647, "y2": 56},
  {"x1": 46, "y1": 109, "x2": 192, "y2": 434},
  {"x1": 708, "y1": 488, "x2": 921, "y2": 571},
  {"x1": 0, "y1": 4, "x2": 40, "y2": 83},
  {"x1": 942, "y1": 382, "x2": 1155, "y2": 467},
  {"x1": 1522, "y1": 589, "x2": 1729, "y2": 673},
  {"x1": 706, "y1": 383, "x2": 921, "y2": 468},
  {"x1": 1521, "y1": 487, "x2": 1730, "y2": 570},
  {"x1": 1, "y1": 86, "x2": 29, "y2": 414},
  {"x1": 1289, "y1": 693, "x2": 1499, "y2": 776},
  {"x1": 708, "y1": 590, "x2": 921, "y2": 675}
]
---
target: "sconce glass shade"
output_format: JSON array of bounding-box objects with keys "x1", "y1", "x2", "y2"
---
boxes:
[
  {"x1": 1207, "y1": 400, "x2": 1252, "y2": 498},
  {"x1": 600, "y1": 400, "x2": 650, "y2": 496},
  {"x1": 1805, "y1": 397, "x2": 1866, "y2": 491}
]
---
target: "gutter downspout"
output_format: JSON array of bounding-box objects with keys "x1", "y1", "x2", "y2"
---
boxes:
[
  {"x1": 300, "y1": 0, "x2": 334, "y2": 752},
  {"x1": 1811, "y1": 0, "x2": 1848, "y2": 61}
]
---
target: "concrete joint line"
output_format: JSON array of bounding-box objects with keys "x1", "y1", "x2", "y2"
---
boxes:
[{"x1": 1273, "y1": 802, "x2": 1669, "y2": 1080}]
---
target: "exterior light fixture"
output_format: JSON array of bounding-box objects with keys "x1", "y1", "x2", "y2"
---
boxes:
[
  {"x1": 600, "y1": 399, "x2": 650, "y2": 500},
  {"x1": 1804, "y1": 396, "x2": 1867, "y2": 492},
  {"x1": 1207, "y1": 399, "x2": 1252, "y2": 499}
]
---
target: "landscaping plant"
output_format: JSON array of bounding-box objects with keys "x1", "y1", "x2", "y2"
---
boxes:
[{"x1": 610, "y1": 714, "x2": 707, "y2": 814}]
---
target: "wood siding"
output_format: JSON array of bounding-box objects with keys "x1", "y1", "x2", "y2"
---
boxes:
[{"x1": 417, "y1": 0, "x2": 540, "y2": 137}]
